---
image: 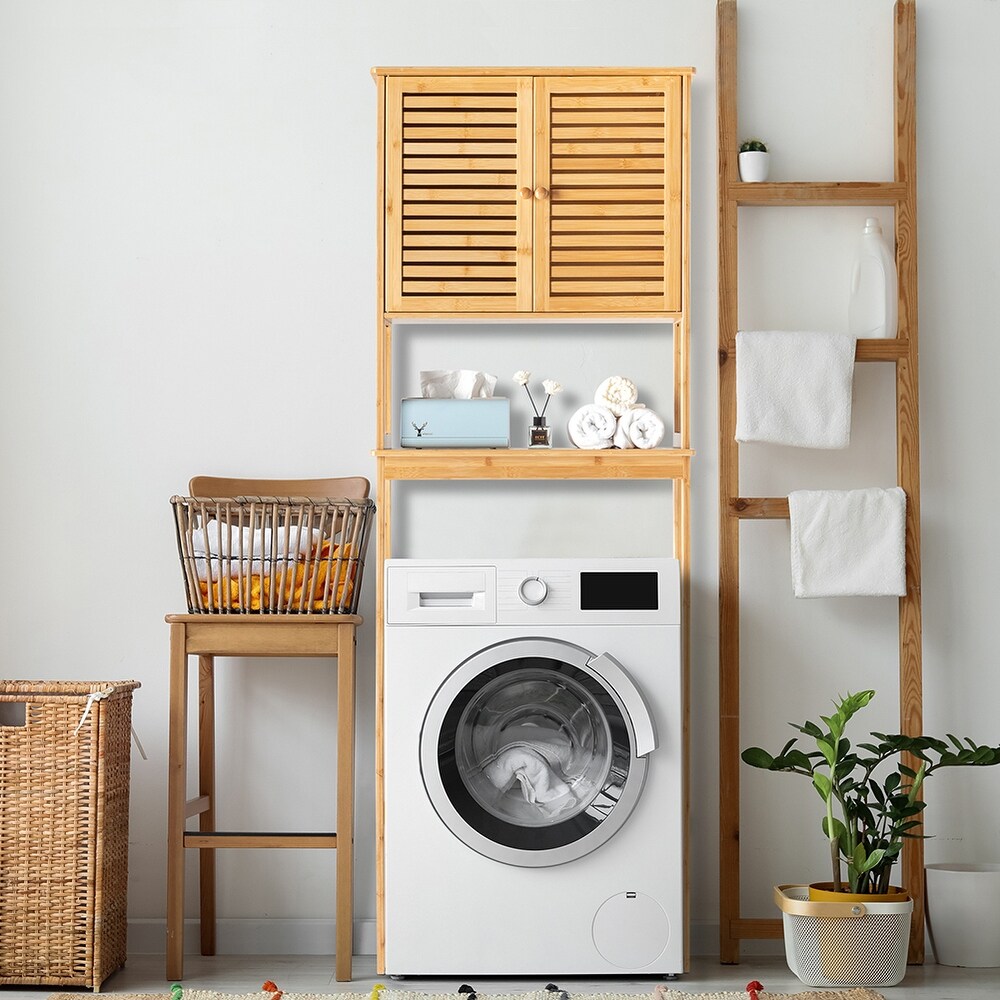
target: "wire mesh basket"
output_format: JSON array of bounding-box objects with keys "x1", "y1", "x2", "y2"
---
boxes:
[
  {"x1": 775, "y1": 883, "x2": 913, "y2": 988},
  {"x1": 0, "y1": 680, "x2": 139, "y2": 989},
  {"x1": 171, "y1": 495, "x2": 374, "y2": 614}
]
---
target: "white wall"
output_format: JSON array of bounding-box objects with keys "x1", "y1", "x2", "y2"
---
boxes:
[{"x1": 1, "y1": 0, "x2": 998, "y2": 957}]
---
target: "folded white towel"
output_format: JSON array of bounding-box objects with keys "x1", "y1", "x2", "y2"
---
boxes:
[
  {"x1": 567, "y1": 403, "x2": 617, "y2": 449},
  {"x1": 594, "y1": 375, "x2": 638, "y2": 416},
  {"x1": 788, "y1": 487, "x2": 907, "y2": 598},
  {"x1": 736, "y1": 330, "x2": 856, "y2": 448}
]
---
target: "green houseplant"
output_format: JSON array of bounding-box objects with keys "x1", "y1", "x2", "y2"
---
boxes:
[{"x1": 742, "y1": 689, "x2": 1000, "y2": 895}]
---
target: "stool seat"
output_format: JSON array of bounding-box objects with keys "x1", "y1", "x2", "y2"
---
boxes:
[{"x1": 166, "y1": 613, "x2": 360, "y2": 982}]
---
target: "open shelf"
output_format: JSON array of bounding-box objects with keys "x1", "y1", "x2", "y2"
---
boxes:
[{"x1": 374, "y1": 447, "x2": 693, "y2": 481}]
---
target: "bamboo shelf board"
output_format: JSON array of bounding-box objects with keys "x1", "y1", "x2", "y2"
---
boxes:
[
  {"x1": 730, "y1": 181, "x2": 907, "y2": 206},
  {"x1": 384, "y1": 312, "x2": 687, "y2": 322},
  {"x1": 374, "y1": 448, "x2": 692, "y2": 480},
  {"x1": 373, "y1": 66, "x2": 695, "y2": 79}
]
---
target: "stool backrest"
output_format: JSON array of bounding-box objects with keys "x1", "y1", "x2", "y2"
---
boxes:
[{"x1": 189, "y1": 475, "x2": 370, "y2": 500}]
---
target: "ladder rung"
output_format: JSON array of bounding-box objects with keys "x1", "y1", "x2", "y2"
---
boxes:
[
  {"x1": 730, "y1": 917, "x2": 783, "y2": 940},
  {"x1": 184, "y1": 832, "x2": 337, "y2": 849},
  {"x1": 729, "y1": 498, "x2": 789, "y2": 519},
  {"x1": 722, "y1": 339, "x2": 909, "y2": 363},
  {"x1": 729, "y1": 180, "x2": 907, "y2": 206}
]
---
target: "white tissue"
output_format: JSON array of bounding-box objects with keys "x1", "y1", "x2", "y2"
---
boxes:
[{"x1": 420, "y1": 369, "x2": 497, "y2": 399}]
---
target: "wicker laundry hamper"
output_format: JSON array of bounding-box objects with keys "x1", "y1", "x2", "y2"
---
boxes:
[{"x1": 0, "y1": 680, "x2": 140, "y2": 990}]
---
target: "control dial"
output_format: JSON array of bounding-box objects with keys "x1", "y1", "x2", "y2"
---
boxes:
[{"x1": 517, "y1": 576, "x2": 548, "y2": 606}]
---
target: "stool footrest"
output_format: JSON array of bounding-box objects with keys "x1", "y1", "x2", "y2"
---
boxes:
[{"x1": 184, "y1": 831, "x2": 337, "y2": 849}]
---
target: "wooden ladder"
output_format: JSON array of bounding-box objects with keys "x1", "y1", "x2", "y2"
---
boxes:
[{"x1": 717, "y1": 0, "x2": 924, "y2": 964}]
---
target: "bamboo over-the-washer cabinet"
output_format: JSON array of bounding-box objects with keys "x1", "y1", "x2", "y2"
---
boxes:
[
  {"x1": 716, "y1": 0, "x2": 923, "y2": 965},
  {"x1": 372, "y1": 65, "x2": 694, "y2": 974}
]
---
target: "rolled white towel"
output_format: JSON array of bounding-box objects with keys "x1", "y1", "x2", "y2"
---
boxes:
[
  {"x1": 613, "y1": 404, "x2": 646, "y2": 449},
  {"x1": 567, "y1": 404, "x2": 616, "y2": 449},
  {"x1": 594, "y1": 375, "x2": 638, "y2": 416},
  {"x1": 625, "y1": 407, "x2": 665, "y2": 449}
]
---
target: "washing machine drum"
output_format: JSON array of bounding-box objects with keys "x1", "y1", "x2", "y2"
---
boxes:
[{"x1": 420, "y1": 637, "x2": 657, "y2": 867}]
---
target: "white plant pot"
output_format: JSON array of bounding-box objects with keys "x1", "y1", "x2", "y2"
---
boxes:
[
  {"x1": 739, "y1": 150, "x2": 770, "y2": 182},
  {"x1": 926, "y1": 863, "x2": 1000, "y2": 967}
]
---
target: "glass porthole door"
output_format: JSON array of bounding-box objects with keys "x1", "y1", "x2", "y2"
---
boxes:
[{"x1": 420, "y1": 637, "x2": 656, "y2": 868}]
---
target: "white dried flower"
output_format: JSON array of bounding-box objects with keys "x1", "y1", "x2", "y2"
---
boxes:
[
  {"x1": 542, "y1": 379, "x2": 563, "y2": 395},
  {"x1": 512, "y1": 370, "x2": 531, "y2": 386}
]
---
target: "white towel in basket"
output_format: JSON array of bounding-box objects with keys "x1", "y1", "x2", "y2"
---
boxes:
[{"x1": 191, "y1": 520, "x2": 321, "y2": 579}]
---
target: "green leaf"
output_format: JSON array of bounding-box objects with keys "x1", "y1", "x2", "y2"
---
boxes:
[
  {"x1": 812, "y1": 772, "x2": 832, "y2": 801},
  {"x1": 741, "y1": 747, "x2": 774, "y2": 768},
  {"x1": 816, "y1": 737, "x2": 836, "y2": 766},
  {"x1": 859, "y1": 848, "x2": 886, "y2": 874}
]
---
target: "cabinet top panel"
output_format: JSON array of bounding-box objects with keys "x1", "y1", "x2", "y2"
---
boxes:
[{"x1": 372, "y1": 66, "x2": 695, "y2": 79}]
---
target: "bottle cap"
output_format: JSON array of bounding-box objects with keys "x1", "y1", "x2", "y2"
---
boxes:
[{"x1": 864, "y1": 217, "x2": 881, "y2": 234}]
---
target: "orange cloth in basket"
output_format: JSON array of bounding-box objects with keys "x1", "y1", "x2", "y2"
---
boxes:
[{"x1": 198, "y1": 540, "x2": 356, "y2": 611}]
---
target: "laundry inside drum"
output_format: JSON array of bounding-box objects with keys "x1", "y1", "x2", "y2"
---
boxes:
[{"x1": 455, "y1": 662, "x2": 616, "y2": 828}]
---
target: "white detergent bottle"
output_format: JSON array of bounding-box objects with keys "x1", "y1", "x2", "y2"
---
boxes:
[{"x1": 848, "y1": 217, "x2": 898, "y2": 339}]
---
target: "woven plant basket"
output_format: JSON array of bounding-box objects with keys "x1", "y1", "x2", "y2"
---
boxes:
[{"x1": 0, "y1": 680, "x2": 140, "y2": 990}]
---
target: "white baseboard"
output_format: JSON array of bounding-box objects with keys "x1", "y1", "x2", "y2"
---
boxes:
[
  {"x1": 128, "y1": 918, "x2": 781, "y2": 959},
  {"x1": 128, "y1": 918, "x2": 379, "y2": 956}
]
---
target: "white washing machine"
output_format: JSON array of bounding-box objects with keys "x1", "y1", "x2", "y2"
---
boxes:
[{"x1": 383, "y1": 557, "x2": 684, "y2": 977}]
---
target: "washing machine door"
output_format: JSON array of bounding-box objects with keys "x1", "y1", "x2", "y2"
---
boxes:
[{"x1": 420, "y1": 636, "x2": 657, "y2": 868}]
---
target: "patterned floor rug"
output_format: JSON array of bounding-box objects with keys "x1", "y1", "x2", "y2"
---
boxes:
[{"x1": 48, "y1": 983, "x2": 886, "y2": 1000}]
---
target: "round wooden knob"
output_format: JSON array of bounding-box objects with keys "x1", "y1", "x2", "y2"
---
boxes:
[
  {"x1": 519, "y1": 186, "x2": 533, "y2": 200},
  {"x1": 534, "y1": 186, "x2": 550, "y2": 201}
]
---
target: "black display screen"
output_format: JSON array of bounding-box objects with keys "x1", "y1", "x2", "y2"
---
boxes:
[{"x1": 580, "y1": 571, "x2": 658, "y2": 611}]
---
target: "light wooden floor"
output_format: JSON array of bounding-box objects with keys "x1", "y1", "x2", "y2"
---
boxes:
[{"x1": 9, "y1": 954, "x2": 999, "y2": 999}]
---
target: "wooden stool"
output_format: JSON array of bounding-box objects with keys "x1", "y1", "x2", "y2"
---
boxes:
[{"x1": 165, "y1": 614, "x2": 361, "y2": 982}]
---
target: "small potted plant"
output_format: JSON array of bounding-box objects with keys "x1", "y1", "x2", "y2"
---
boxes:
[
  {"x1": 738, "y1": 138, "x2": 769, "y2": 182},
  {"x1": 742, "y1": 690, "x2": 1000, "y2": 986}
]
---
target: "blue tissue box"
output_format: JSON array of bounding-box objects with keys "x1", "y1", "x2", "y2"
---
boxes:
[{"x1": 400, "y1": 397, "x2": 509, "y2": 448}]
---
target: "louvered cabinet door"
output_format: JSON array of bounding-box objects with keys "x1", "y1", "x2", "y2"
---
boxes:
[
  {"x1": 385, "y1": 77, "x2": 534, "y2": 313},
  {"x1": 534, "y1": 76, "x2": 683, "y2": 313}
]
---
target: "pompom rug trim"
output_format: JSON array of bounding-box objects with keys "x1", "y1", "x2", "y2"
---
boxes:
[{"x1": 47, "y1": 978, "x2": 886, "y2": 1000}]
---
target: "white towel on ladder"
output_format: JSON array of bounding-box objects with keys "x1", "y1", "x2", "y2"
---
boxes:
[
  {"x1": 736, "y1": 330, "x2": 856, "y2": 448},
  {"x1": 788, "y1": 486, "x2": 907, "y2": 598}
]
